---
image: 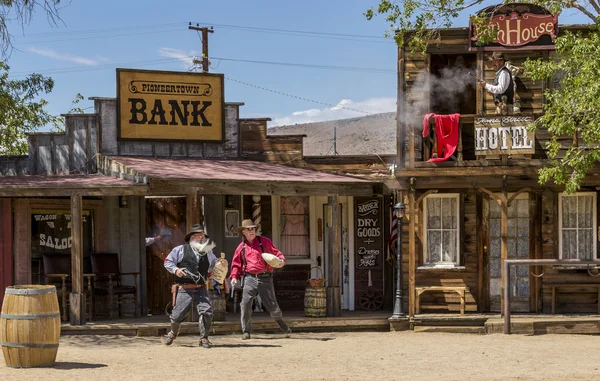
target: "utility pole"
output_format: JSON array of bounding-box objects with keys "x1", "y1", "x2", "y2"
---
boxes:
[{"x1": 188, "y1": 23, "x2": 214, "y2": 72}]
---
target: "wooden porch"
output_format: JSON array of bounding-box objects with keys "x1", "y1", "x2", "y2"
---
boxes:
[{"x1": 59, "y1": 310, "x2": 600, "y2": 336}]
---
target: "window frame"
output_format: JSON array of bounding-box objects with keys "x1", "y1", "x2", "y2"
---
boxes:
[
  {"x1": 422, "y1": 193, "x2": 461, "y2": 266},
  {"x1": 558, "y1": 192, "x2": 597, "y2": 260}
]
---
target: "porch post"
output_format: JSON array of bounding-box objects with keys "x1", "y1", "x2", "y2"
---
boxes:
[
  {"x1": 408, "y1": 181, "x2": 416, "y2": 318},
  {"x1": 186, "y1": 187, "x2": 200, "y2": 230},
  {"x1": 70, "y1": 191, "x2": 86, "y2": 325},
  {"x1": 326, "y1": 194, "x2": 342, "y2": 317}
]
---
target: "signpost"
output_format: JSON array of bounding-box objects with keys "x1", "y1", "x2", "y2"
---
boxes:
[{"x1": 474, "y1": 116, "x2": 535, "y2": 156}]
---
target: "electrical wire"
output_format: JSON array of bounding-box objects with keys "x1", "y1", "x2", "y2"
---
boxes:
[{"x1": 225, "y1": 76, "x2": 374, "y2": 115}]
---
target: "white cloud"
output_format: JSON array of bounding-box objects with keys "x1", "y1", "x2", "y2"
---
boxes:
[
  {"x1": 157, "y1": 48, "x2": 197, "y2": 68},
  {"x1": 28, "y1": 47, "x2": 101, "y2": 66},
  {"x1": 269, "y1": 97, "x2": 396, "y2": 127}
]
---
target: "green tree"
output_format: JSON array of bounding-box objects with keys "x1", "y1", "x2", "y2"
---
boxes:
[
  {"x1": 0, "y1": 62, "x2": 65, "y2": 155},
  {"x1": 366, "y1": 1, "x2": 600, "y2": 193},
  {"x1": 0, "y1": 1, "x2": 79, "y2": 156}
]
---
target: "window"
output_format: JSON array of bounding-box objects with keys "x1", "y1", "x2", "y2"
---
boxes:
[
  {"x1": 559, "y1": 192, "x2": 596, "y2": 259},
  {"x1": 423, "y1": 194, "x2": 460, "y2": 265},
  {"x1": 279, "y1": 196, "x2": 310, "y2": 258}
]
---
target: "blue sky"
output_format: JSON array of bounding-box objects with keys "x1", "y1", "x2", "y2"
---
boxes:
[{"x1": 4, "y1": 1, "x2": 591, "y2": 128}]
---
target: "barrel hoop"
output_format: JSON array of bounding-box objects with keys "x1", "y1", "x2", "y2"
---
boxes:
[
  {"x1": 6, "y1": 287, "x2": 56, "y2": 295},
  {"x1": 0, "y1": 341, "x2": 59, "y2": 349},
  {"x1": 1, "y1": 312, "x2": 61, "y2": 319}
]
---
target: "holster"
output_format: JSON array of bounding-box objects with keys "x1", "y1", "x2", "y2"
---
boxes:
[{"x1": 171, "y1": 284, "x2": 178, "y2": 308}]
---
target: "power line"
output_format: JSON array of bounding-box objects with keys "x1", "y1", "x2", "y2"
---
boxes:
[
  {"x1": 225, "y1": 76, "x2": 374, "y2": 115},
  {"x1": 14, "y1": 22, "x2": 187, "y2": 38},
  {"x1": 14, "y1": 28, "x2": 184, "y2": 44},
  {"x1": 191, "y1": 22, "x2": 392, "y2": 42},
  {"x1": 211, "y1": 56, "x2": 395, "y2": 74}
]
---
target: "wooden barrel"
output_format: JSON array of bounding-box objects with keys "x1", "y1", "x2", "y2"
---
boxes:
[
  {"x1": 304, "y1": 286, "x2": 327, "y2": 317},
  {"x1": 209, "y1": 289, "x2": 226, "y2": 321},
  {"x1": 0, "y1": 285, "x2": 61, "y2": 368}
]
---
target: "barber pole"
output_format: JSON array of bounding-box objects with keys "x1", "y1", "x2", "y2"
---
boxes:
[{"x1": 252, "y1": 195, "x2": 262, "y2": 235}]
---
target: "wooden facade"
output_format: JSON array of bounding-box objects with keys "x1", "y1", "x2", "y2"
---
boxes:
[{"x1": 396, "y1": 3, "x2": 600, "y2": 320}]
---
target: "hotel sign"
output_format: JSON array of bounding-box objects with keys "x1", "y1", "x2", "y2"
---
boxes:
[
  {"x1": 117, "y1": 69, "x2": 224, "y2": 141},
  {"x1": 475, "y1": 116, "x2": 535, "y2": 156},
  {"x1": 470, "y1": 11, "x2": 558, "y2": 50}
]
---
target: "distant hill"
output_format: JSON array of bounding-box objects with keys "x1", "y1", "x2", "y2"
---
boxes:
[{"x1": 268, "y1": 112, "x2": 396, "y2": 157}]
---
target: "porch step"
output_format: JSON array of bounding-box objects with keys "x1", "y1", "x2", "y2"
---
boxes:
[{"x1": 414, "y1": 325, "x2": 486, "y2": 334}]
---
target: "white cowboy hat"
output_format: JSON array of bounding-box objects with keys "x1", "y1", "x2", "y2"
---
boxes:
[{"x1": 262, "y1": 253, "x2": 284, "y2": 268}]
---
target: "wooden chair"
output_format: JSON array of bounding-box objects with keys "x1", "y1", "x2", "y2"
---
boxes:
[
  {"x1": 42, "y1": 253, "x2": 94, "y2": 321},
  {"x1": 90, "y1": 253, "x2": 139, "y2": 318}
]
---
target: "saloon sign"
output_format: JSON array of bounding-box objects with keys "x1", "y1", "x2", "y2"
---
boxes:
[
  {"x1": 470, "y1": 10, "x2": 558, "y2": 50},
  {"x1": 117, "y1": 69, "x2": 224, "y2": 141},
  {"x1": 475, "y1": 116, "x2": 535, "y2": 155}
]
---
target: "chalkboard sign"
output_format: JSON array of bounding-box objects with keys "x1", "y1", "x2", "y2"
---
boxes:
[{"x1": 355, "y1": 197, "x2": 383, "y2": 269}]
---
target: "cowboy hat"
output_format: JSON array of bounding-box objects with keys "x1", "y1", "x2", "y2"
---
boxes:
[
  {"x1": 262, "y1": 253, "x2": 284, "y2": 268},
  {"x1": 185, "y1": 224, "x2": 209, "y2": 242},
  {"x1": 488, "y1": 52, "x2": 504, "y2": 61},
  {"x1": 236, "y1": 219, "x2": 260, "y2": 234}
]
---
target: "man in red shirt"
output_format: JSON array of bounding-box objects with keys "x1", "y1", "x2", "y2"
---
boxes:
[{"x1": 230, "y1": 219, "x2": 291, "y2": 340}]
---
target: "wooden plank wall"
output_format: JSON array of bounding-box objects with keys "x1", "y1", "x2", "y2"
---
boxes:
[
  {"x1": 240, "y1": 119, "x2": 305, "y2": 166},
  {"x1": 0, "y1": 199, "x2": 13, "y2": 305},
  {"x1": 538, "y1": 189, "x2": 600, "y2": 313},
  {"x1": 411, "y1": 190, "x2": 478, "y2": 313}
]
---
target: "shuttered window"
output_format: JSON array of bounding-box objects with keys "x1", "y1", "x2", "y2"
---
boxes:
[
  {"x1": 559, "y1": 192, "x2": 596, "y2": 259},
  {"x1": 423, "y1": 194, "x2": 460, "y2": 265}
]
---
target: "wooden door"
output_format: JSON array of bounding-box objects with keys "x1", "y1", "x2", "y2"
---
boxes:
[
  {"x1": 0, "y1": 199, "x2": 13, "y2": 306},
  {"x1": 489, "y1": 194, "x2": 530, "y2": 312},
  {"x1": 145, "y1": 197, "x2": 186, "y2": 315}
]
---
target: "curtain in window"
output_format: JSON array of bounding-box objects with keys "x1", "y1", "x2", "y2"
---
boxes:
[
  {"x1": 280, "y1": 196, "x2": 309, "y2": 257},
  {"x1": 561, "y1": 194, "x2": 595, "y2": 259},
  {"x1": 426, "y1": 196, "x2": 458, "y2": 264}
]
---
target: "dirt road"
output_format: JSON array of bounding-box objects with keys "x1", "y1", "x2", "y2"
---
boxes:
[{"x1": 1, "y1": 331, "x2": 599, "y2": 381}]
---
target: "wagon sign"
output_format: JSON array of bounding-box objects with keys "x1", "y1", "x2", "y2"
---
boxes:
[{"x1": 117, "y1": 69, "x2": 224, "y2": 141}]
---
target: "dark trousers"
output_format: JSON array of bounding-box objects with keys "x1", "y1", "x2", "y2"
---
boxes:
[
  {"x1": 240, "y1": 274, "x2": 289, "y2": 334},
  {"x1": 170, "y1": 286, "x2": 213, "y2": 338}
]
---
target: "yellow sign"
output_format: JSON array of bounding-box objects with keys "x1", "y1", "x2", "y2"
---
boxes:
[{"x1": 117, "y1": 69, "x2": 224, "y2": 141}]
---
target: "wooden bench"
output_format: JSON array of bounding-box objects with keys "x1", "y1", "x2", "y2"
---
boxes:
[
  {"x1": 415, "y1": 286, "x2": 468, "y2": 315},
  {"x1": 546, "y1": 283, "x2": 600, "y2": 314}
]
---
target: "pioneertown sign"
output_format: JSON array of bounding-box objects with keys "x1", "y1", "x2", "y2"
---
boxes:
[
  {"x1": 470, "y1": 7, "x2": 558, "y2": 50},
  {"x1": 117, "y1": 69, "x2": 224, "y2": 141}
]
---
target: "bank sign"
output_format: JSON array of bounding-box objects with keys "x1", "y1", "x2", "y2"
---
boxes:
[
  {"x1": 475, "y1": 116, "x2": 535, "y2": 155},
  {"x1": 117, "y1": 69, "x2": 224, "y2": 141}
]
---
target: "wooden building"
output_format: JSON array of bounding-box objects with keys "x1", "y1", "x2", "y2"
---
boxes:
[
  {"x1": 0, "y1": 69, "x2": 395, "y2": 324},
  {"x1": 395, "y1": 2, "x2": 600, "y2": 321}
]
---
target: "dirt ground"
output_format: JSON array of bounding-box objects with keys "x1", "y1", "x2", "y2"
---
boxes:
[{"x1": 1, "y1": 331, "x2": 599, "y2": 381}]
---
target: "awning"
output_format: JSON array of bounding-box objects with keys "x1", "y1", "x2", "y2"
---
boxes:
[
  {"x1": 0, "y1": 174, "x2": 148, "y2": 197},
  {"x1": 100, "y1": 155, "x2": 380, "y2": 196}
]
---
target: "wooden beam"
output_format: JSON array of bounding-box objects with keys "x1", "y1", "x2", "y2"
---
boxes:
[
  {"x1": 0, "y1": 186, "x2": 148, "y2": 197},
  {"x1": 150, "y1": 179, "x2": 377, "y2": 197},
  {"x1": 408, "y1": 181, "x2": 416, "y2": 318},
  {"x1": 186, "y1": 188, "x2": 200, "y2": 230},
  {"x1": 326, "y1": 194, "x2": 342, "y2": 317},
  {"x1": 70, "y1": 192, "x2": 86, "y2": 325}
]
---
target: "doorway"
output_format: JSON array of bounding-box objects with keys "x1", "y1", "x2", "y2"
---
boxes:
[
  {"x1": 145, "y1": 196, "x2": 187, "y2": 315},
  {"x1": 321, "y1": 202, "x2": 350, "y2": 309},
  {"x1": 488, "y1": 194, "x2": 530, "y2": 312}
]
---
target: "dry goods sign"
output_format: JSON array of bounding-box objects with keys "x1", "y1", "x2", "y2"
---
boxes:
[
  {"x1": 117, "y1": 69, "x2": 224, "y2": 141},
  {"x1": 354, "y1": 197, "x2": 383, "y2": 269},
  {"x1": 475, "y1": 116, "x2": 535, "y2": 156}
]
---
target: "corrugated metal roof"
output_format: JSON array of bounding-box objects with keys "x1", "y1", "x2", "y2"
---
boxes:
[{"x1": 108, "y1": 156, "x2": 370, "y2": 183}]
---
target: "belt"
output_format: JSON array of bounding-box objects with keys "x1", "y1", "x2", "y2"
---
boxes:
[
  {"x1": 178, "y1": 283, "x2": 205, "y2": 290},
  {"x1": 246, "y1": 272, "x2": 272, "y2": 278}
]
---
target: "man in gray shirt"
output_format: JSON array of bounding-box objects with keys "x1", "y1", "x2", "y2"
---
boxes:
[{"x1": 163, "y1": 224, "x2": 217, "y2": 348}]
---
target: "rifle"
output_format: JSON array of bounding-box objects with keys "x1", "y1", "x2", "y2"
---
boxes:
[{"x1": 468, "y1": 71, "x2": 484, "y2": 83}]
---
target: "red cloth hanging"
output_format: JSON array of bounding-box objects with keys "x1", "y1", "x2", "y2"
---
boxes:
[{"x1": 421, "y1": 113, "x2": 460, "y2": 163}]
